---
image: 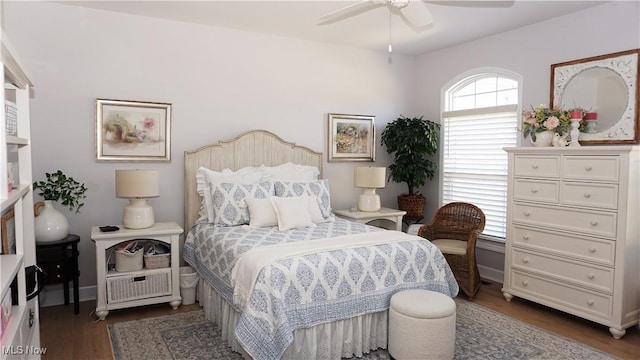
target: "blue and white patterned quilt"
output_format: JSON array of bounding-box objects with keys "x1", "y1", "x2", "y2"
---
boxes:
[{"x1": 183, "y1": 218, "x2": 459, "y2": 360}]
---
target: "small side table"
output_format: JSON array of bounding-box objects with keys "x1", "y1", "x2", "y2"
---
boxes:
[
  {"x1": 36, "y1": 234, "x2": 81, "y2": 314},
  {"x1": 334, "y1": 207, "x2": 407, "y2": 231}
]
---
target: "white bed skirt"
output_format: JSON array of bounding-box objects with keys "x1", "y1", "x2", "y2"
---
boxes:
[{"x1": 198, "y1": 280, "x2": 389, "y2": 359}]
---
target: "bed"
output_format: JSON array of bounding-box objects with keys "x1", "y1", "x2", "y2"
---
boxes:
[{"x1": 183, "y1": 130, "x2": 458, "y2": 360}]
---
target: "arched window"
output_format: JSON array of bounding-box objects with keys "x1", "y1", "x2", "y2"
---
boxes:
[{"x1": 441, "y1": 70, "x2": 520, "y2": 240}]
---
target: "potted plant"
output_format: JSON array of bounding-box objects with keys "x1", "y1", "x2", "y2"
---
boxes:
[
  {"x1": 381, "y1": 115, "x2": 440, "y2": 221},
  {"x1": 32, "y1": 170, "x2": 87, "y2": 242}
]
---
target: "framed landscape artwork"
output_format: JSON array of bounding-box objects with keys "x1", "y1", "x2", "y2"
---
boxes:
[
  {"x1": 328, "y1": 113, "x2": 375, "y2": 162},
  {"x1": 96, "y1": 99, "x2": 172, "y2": 162}
]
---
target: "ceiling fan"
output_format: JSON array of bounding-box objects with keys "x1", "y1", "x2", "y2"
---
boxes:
[{"x1": 317, "y1": 0, "x2": 512, "y2": 31}]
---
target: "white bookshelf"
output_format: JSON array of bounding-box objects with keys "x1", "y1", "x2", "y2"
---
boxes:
[{"x1": 1, "y1": 29, "x2": 40, "y2": 357}]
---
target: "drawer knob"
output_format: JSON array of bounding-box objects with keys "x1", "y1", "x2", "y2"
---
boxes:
[
  {"x1": 585, "y1": 165, "x2": 592, "y2": 171},
  {"x1": 590, "y1": 221, "x2": 598, "y2": 226},
  {"x1": 532, "y1": 164, "x2": 539, "y2": 169},
  {"x1": 522, "y1": 280, "x2": 529, "y2": 287},
  {"x1": 587, "y1": 300, "x2": 595, "y2": 306},
  {"x1": 524, "y1": 211, "x2": 531, "y2": 217},
  {"x1": 522, "y1": 235, "x2": 530, "y2": 241},
  {"x1": 56, "y1": 264, "x2": 61, "y2": 269},
  {"x1": 583, "y1": 193, "x2": 591, "y2": 198},
  {"x1": 522, "y1": 257, "x2": 529, "y2": 264},
  {"x1": 588, "y1": 274, "x2": 595, "y2": 280},
  {"x1": 56, "y1": 274, "x2": 61, "y2": 279},
  {"x1": 531, "y1": 188, "x2": 538, "y2": 194},
  {"x1": 588, "y1": 248, "x2": 596, "y2": 253}
]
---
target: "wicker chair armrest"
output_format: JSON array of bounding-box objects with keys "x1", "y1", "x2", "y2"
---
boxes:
[{"x1": 417, "y1": 224, "x2": 437, "y2": 240}]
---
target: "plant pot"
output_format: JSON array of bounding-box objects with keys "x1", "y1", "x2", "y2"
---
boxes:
[
  {"x1": 34, "y1": 200, "x2": 69, "y2": 243},
  {"x1": 397, "y1": 194, "x2": 425, "y2": 222},
  {"x1": 530, "y1": 130, "x2": 555, "y2": 147}
]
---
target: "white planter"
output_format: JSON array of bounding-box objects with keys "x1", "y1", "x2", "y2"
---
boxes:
[
  {"x1": 531, "y1": 130, "x2": 555, "y2": 147},
  {"x1": 34, "y1": 200, "x2": 69, "y2": 242}
]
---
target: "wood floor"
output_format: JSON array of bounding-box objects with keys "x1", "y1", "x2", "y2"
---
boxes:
[{"x1": 39, "y1": 281, "x2": 639, "y2": 360}]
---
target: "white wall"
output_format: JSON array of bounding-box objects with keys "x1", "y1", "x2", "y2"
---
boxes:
[
  {"x1": 412, "y1": 1, "x2": 640, "y2": 281},
  {"x1": 3, "y1": 1, "x2": 418, "y2": 290}
]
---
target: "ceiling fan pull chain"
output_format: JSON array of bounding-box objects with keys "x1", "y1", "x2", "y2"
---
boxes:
[{"x1": 388, "y1": 10, "x2": 393, "y2": 53}]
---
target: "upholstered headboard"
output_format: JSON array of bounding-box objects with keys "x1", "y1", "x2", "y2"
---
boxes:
[{"x1": 184, "y1": 130, "x2": 323, "y2": 230}]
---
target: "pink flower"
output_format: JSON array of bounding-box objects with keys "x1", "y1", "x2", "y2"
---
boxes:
[
  {"x1": 144, "y1": 118, "x2": 155, "y2": 130},
  {"x1": 545, "y1": 116, "x2": 560, "y2": 130}
]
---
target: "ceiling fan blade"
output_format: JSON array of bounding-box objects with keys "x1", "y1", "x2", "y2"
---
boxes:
[
  {"x1": 398, "y1": 1, "x2": 434, "y2": 31},
  {"x1": 426, "y1": 0, "x2": 513, "y2": 8},
  {"x1": 317, "y1": 0, "x2": 387, "y2": 25}
]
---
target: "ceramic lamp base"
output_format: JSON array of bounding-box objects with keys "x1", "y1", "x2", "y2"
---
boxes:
[
  {"x1": 123, "y1": 198, "x2": 155, "y2": 229},
  {"x1": 358, "y1": 188, "x2": 381, "y2": 212}
]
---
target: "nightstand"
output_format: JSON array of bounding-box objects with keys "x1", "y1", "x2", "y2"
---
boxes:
[
  {"x1": 334, "y1": 207, "x2": 407, "y2": 231},
  {"x1": 36, "y1": 234, "x2": 81, "y2": 314},
  {"x1": 90, "y1": 222, "x2": 183, "y2": 320}
]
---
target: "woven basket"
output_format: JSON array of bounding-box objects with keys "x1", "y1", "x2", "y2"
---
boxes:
[
  {"x1": 115, "y1": 248, "x2": 143, "y2": 272},
  {"x1": 144, "y1": 253, "x2": 170, "y2": 269},
  {"x1": 397, "y1": 194, "x2": 425, "y2": 220}
]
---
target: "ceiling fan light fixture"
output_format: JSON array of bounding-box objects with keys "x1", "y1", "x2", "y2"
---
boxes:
[{"x1": 389, "y1": 0, "x2": 411, "y2": 9}]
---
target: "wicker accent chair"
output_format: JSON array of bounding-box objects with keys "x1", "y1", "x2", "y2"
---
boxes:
[{"x1": 417, "y1": 202, "x2": 486, "y2": 300}]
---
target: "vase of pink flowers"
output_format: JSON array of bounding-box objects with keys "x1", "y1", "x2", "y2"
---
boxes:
[{"x1": 522, "y1": 105, "x2": 574, "y2": 147}]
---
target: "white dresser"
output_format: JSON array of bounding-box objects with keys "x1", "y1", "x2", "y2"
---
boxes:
[{"x1": 503, "y1": 146, "x2": 639, "y2": 339}]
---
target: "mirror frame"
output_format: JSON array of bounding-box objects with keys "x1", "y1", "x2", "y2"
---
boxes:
[{"x1": 550, "y1": 49, "x2": 640, "y2": 145}]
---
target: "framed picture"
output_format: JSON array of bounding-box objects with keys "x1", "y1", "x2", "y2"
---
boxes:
[
  {"x1": 328, "y1": 113, "x2": 375, "y2": 162},
  {"x1": 1, "y1": 209, "x2": 16, "y2": 255},
  {"x1": 96, "y1": 99, "x2": 172, "y2": 161}
]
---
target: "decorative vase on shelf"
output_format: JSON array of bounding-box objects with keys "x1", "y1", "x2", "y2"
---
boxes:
[
  {"x1": 531, "y1": 130, "x2": 555, "y2": 147},
  {"x1": 34, "y1": 200, "x2": 69, "y2": 242}
]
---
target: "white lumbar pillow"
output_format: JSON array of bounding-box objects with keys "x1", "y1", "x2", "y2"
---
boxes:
[
  {"x1": 269, "y1": 196, "x2": 316, "y2": 231},
  {"x1": 244, "y1": 197, "x2": 278, "y2": 228}
]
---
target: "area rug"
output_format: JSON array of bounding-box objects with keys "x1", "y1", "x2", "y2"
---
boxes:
[{"x1": 108, "y1": 299, "x2": 616, "y2": 360}]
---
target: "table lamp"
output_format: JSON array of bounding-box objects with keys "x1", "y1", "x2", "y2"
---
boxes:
[
  {"x1": 115, "y1": 169, "x2": 159, "y2": 229},
  {"x1": 354, "y1": 166, "x2": 386, "y2": 212}
]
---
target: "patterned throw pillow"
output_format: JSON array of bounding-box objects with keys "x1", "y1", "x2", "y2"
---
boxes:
[
  {"x1": 274, "y1": 180, "x2": 332, "y2": 219},
  {"x1": 205, "y1": 180, "x2": 275, "y2": 226}
]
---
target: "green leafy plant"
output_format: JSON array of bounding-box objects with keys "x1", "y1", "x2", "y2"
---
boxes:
[
  {"x1": 33, "y1": 170, "x2": 87, "y2": 213},
  {"x1": 381, "y1": 115, "x2": 440, "y2": 195}
]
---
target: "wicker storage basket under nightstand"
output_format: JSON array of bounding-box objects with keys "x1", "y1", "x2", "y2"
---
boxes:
[{"x1": 106, "y1": 268, "x2": 172, "y2": 304}]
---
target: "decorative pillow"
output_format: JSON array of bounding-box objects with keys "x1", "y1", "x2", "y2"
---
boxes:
[
  {"x1": 197, "y1": 166, "x2": 270, "y2": 222},
  {"x1": 262, "y1": 163, "x2": 319, "y2": 181},
  {"x1": 205, "y1": 180, "x2": 274, "y2": 226},
  {"x1": 274, "y1": 179, "x2": 332, "y2": 219},
  {"x1": 244, "y1": 197, "x2": 278, "y2": 228},
  {"x1": 269, "y1": 196, "x2": 316, "y2": 231}
]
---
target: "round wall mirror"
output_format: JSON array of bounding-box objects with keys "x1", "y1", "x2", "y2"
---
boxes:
[{"x1": 551, "y1": 49, "x2": 639, "y2": 144}]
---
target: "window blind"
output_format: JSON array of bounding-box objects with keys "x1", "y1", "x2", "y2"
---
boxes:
[{"x1": 441, "y1": 106, "x2": 517, "y2": 239}]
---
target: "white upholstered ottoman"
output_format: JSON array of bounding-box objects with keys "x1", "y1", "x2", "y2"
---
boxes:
[{"x1": 388, "y1": 289, "x2": 456, "y2": 360}]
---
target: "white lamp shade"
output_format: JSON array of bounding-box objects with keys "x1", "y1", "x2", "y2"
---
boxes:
[
  {"x1": 354, "y1": 167, "x2": 386, "y2": 212},
  {"x1": 115, "y1": 170, "x2": 160, "y2": 198},
  {"x1": 115, "y1": 170, "x2": 159, "y2": 229},
  {"x1": 354, "y1": 167, "x2": 386, "y2": 189}
]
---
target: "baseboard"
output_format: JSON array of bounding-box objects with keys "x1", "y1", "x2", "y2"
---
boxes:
[
  {"x1": 478, "y1": 265, "x2": 503, "y2": 284},
  {"x1": 38, "y1": 284, "x2": 96, "y2": 308}
]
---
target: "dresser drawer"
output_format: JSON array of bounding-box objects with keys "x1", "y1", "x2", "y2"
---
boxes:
[
  {"x1": 512, "y1": 226, "x2": 615, "y2": 265},
  {"x1": 510, "y1": 270, "x2": 612, "y2": 320},
  {"x1": 513, "y1": 179, "x2": 559, "y2": 203},
  {"x1": 513, "y1": 203, "x2": 617, "y2": 238},
  {"x1": 514, "y1": 155, "x2": 560, "y2": 178},
  {"x1": 511, "y1": 249, "x2": 613, "y2": 293},
  {"x1": 561, "y1": 182, "x2": 618, "y2": 209},
  {"x1": 562, "y1": 156, "x2": 619, "y2": 182}
]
